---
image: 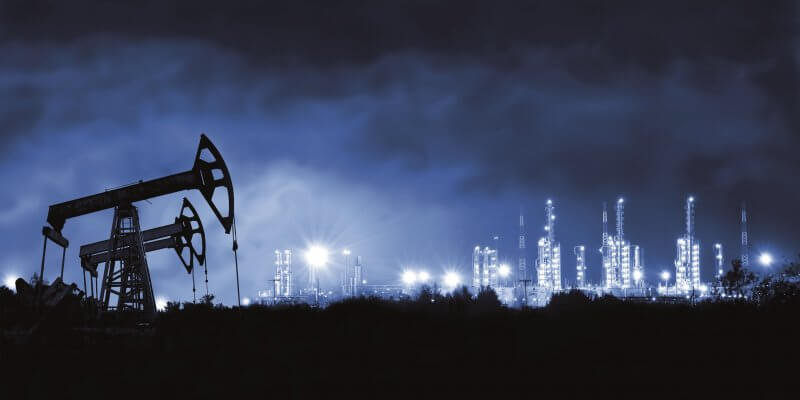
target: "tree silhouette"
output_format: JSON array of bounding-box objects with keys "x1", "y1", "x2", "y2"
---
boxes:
[
  {"x1": 752, "y1": 257, "x2": 800, "y2": 306},
  {"x1": 548, "y1": 289, "x2": 591, "y2": 310},
  {"x1": 720, "y1": 259, "x2": 756, "y2": 298},
  {"x1": 201, "y1": 294, "x2": 215, "y2": 307},
  {"x1": 165, "y1": 301, "x2": 181, "y2": 313},
  {"x1": 416, "y1": 284, "x2": 434, "y2": 304},
  {"x1": 475, "y1": 286, "x2": 502, "y2": 311},
  {"x1": 29, "y1": 272, "x2": 41, "y2": 287}
]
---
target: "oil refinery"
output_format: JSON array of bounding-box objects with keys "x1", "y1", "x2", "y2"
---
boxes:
[{"x1": 248, "y1": 194, "x2": 772, "y2": 308}]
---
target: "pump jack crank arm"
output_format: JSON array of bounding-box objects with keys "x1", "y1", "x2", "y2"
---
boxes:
[{"x1": 47, "y1": 134, "x2": 234, "y2": 236}]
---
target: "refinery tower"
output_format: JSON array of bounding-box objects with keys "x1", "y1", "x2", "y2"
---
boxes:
[
  {"x1": 536, "y1": 199, "x2": 561, "y2": 291},
  {"x1": 674, "y1": 196, "x2": 701, "y2": 293},
  {"x1": 274, "y1": 249, "x2": 293, "y2": 297},
  {"x1": 601, "y1": 198, "x2": 644, "y2": 290}
]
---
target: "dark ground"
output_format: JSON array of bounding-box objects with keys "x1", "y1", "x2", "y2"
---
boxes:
[{"x1": 1, "y1": 292, "x2": 798, "y2": 397}]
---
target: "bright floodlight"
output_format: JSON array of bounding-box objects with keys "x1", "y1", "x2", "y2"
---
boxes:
[
  {"x1": 242, "y1": 297, "x2": 251, "y2": 306},
  {"x1": 661, "y1": 271, "x2": 671, "y2": 281},
  {"x1": 417, "y1": 271, "x2": 430, "y2": 283},
  {"x1": 443, "y1": 272, "x2": 461, "y2": 288},
  {"x1": 618, "y1": 198, "x2": 624, "y2": 204},
  {"x1": 4, "y1": 275, "x2": 18, "y2": 291},
  {"x1": 498, "y1": 264, "x2": 511, "y2": 278},
  {"x1": 155, "y1": 297, "x2": 168, "y2": 311},
  {"x1": 305, "y1": 246, "x2": 329, "y2": 267},
  {"x1": 633, "y1": 270, "x2": 642, "y2": 282},
  {"x1": 342, "y1": 249, "x2": 351, "y2": 256},
  {"x1": 759, "y1": 252, "x2": 773, "y2": 267},
  {"x1": 688, "y1": 196, "x2": 694, "y2": 202},
  {"x1": 402, "y1": 270, "x2": 417, "y2": 285}
]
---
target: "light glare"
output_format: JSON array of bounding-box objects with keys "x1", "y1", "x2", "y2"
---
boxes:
[
  {"x1": 498, "y1": 264, "x2": 511, "y2": 278},
  {"x1": 305, "y1": 246, "x2": 329, "y2": 267},
  {"x1": 155, "y1": 297, "x2": 168, "y2": 311},
  {"x1": 402, "y1": 270, "x2": 417, "y2": 285},
  {"x1": 4, "y1": 275, "x2": 18, "y2": 291},
  {"x1": 759, "y1": 252, "x2": 773, "y2": 267},
  {"x1": 443, "y1": 272, "x2": 461, "y2": 288}
]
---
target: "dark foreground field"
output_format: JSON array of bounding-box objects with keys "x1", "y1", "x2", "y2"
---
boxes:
[{"x1": 2, "y1": 293, "x2": 798, "y2": 397}]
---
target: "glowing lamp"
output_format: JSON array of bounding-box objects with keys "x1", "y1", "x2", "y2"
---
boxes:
[
  {"x1": 443, "y1": 272, "x2": 461, "y2": 288},
  {"x1": 498, "y1": 264, "x2": 511, "y2": 278},
  {"x1": 759, "y1": 252, "x2": 773, "y2": 267},
  {"x1": 417, "y1": 271, "x2": 430, "y2": 283},
  {"x1": 305, "y1": 246, "x2": 329, "y2": 268},
  {"x1": 402, "y1": 270, "x2": 417, "y2": 285}
]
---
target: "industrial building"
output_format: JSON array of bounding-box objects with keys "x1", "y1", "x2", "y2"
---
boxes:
[
  {"x1": 274, "y1": 249, "x2": 293, "y2": 297},
  {"x1": 341, "y1": 252, "x2": 364, "y2": 297},
  {"x1": 536, "y1": 200, "x2": 561, "y2": 291},
  {"x1": 574, "y1": 245, "x2": 587, "y2": 288},
  {"x1": 601, "y1": 198, "x2": 645, "y2": 290},
  {"x1": 472, "y1": 245, "x2": 499, "y2": 289},
  {"x1": 674, "y1": 196, "x2": 701, "y2": 293}
]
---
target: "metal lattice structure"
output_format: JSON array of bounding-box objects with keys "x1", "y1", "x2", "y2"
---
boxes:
[{"x1": 99, "y1": 204, "x2": 155, "y2": 315}]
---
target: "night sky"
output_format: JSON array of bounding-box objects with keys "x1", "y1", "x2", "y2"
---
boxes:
[{"x1": 1, "y1": 0, "x2": 798, "y2": 305}]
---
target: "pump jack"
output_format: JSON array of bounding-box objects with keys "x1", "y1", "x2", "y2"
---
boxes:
[
  {"x1": 37, "y1": 134, "x2": 234, "y2": 317},
  {"x1": 78, "y1": 198, "x2": 206, "y2": 313}
]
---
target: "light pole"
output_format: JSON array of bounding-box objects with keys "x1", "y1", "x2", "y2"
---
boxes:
[{"x1": 305, "y1": 246, "x2": 329, "y2": 307}]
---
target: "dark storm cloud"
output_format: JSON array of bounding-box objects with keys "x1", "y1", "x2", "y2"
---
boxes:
[
  {"x1": 0, "y1": 84, "x2": 44, "y2": 144},
  {"x1": 5, "y1": 0, "x2": 795, "y2": 187}
]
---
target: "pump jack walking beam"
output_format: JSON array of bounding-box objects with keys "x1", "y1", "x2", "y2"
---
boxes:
[{"x1": 46, "y1": 134, "x2": 234, "y2": 237}]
